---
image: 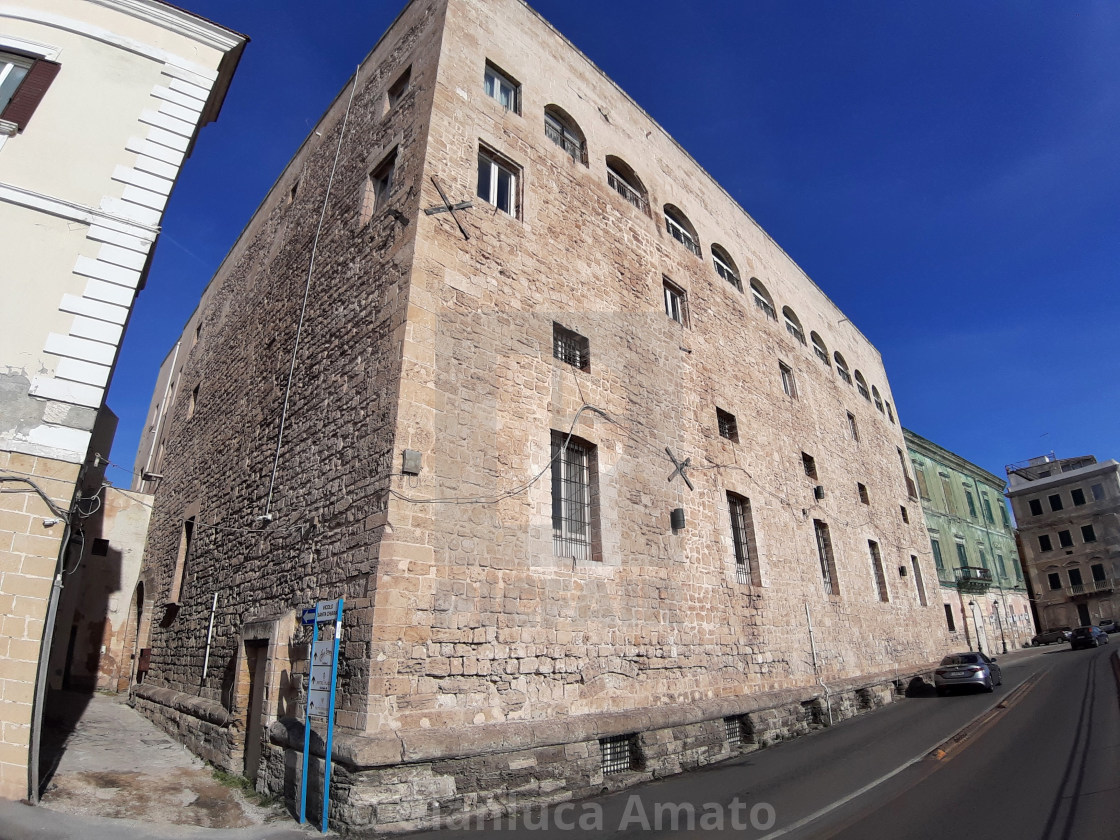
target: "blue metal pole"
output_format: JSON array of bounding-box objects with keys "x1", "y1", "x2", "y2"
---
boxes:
[{"x1": 321, "y1": 598, "x2": 343, "y2": 833}]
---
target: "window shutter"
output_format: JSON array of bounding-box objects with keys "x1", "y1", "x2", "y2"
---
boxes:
[{"x1": 2, "y1": 58, "x2": 60, "y2": 131}]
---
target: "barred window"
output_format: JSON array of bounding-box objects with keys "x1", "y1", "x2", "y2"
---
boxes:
[
  {"x1": 712, "y1": 245, "x2": 741, "y2": 291},
  {"x1": 750, "y1": 279, "x2": 777, "y2": 320},
  {"x1": 600, "y1": 734, "x2": 640, "y2": 774},
  {"x1": 728, "y1": 492, "x2": 759, "y2": 585},
  {"x1": 551, "y1": 432, "x2": 597, "y2": 561},
  {"x1": 553, "y1": 322, "x2": 589, "y2": 371},
  {"x1": 724, "y1": 716, "x2": 748, "y2": 746},
  {"x1": 868, "y1": 540, "x2": 888, "y2": 602}
]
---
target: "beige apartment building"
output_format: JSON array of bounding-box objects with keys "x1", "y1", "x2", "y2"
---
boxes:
[
  {"x1": 0, "y1": 0, "x2": 244, "y2": 801},
  {"x1": 131, "y1": 0, "x2": 950, "y2": 830},
  {"x1": 1007, "y1": 455, "x2": 1119, "y2": 632}
]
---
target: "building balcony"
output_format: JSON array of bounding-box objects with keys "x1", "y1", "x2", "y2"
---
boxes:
[
  {"x1": 954, "y1": 566, "x2": 992, "y2": 593},
  {"x1": 1068, "y1": 578, "x2": 1118, "y2": 598}
]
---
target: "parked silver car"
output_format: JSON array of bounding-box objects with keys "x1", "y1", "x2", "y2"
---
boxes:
[{"x1": 934, "y1": 652, "x2": 1002, "y2": 695}]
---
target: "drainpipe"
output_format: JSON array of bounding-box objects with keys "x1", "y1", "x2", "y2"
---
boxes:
[
  {"x1": 805, "y1": 604, "x2": 833, "y2": 726},
  {"x1": 200, "y1": 591, "x2": 219, "y2": 692}
]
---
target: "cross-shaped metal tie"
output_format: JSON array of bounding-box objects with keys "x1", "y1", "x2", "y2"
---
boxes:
[
  {"x1": 665, "y1": 447, "x2": 694, "y2": 491},
  {"x1": 423, "y1": 176, "x2": 473, "y2": 240}
]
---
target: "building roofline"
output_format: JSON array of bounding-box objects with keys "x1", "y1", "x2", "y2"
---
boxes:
[
  {"x1": 902, "y1": 428, "x2": 1007, "y2": 491},
  {"x1": 1006, "y1": 458, "x2": 1120, "y2": 495}
]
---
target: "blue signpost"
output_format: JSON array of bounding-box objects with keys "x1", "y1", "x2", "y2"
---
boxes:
[{"x1": 299, "y1": 598, "x2": 343, "y2": 832}]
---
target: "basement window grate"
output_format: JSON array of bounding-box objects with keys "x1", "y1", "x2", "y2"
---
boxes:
[
  {"x1": 600, "y1": 734, "x2": 639, "y2": 774},
  {"x1": 724, "y1": 716, "x2": 748, "y2": 746}
]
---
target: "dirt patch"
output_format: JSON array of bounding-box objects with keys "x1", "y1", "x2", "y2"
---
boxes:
[{"x1": 41, "y1": 767, "x2": 285, "y2": 828}]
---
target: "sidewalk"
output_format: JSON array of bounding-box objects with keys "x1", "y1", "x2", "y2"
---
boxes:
[{"x1": 0, "y1": 691, "x2": 316, "y2": 840}]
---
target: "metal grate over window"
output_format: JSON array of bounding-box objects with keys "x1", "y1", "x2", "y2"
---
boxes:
[
  {"x1": 728, "y1": 492, "x2": 757, "y2": 586},
  {"x1": 724, "y1": 716, "x2": 743, "y2": 746},
  {"x1": 552, "y1": 433, "x2": 593, "y2": 561},
  {"x1": 553, "y1": 323, "x2": 589, "y2": 370},
  {"x1": 600, "y1": 734, "x2": 638, "y2": 774}
]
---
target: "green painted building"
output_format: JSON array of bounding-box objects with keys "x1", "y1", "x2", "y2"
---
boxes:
[{"x1": 904, "y1": 429, "x2": 1035, "y2": 653}]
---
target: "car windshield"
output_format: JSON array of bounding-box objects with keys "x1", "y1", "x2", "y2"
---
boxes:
[{"x1": 940, "y1": 654, "x2": 979, "y2": 665}]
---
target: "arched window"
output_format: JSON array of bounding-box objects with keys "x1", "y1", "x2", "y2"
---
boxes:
[
  {"x1": 872, "y1": 386, "x2": 884, "y2": 413},
  {"x1": 605, "y1": 156, "x2": 648, "y2": 213},
  {"x1": 663, "y1": 204, "x2": 700, "y2": 257},
  {"x1": 782, "y1": 306, "x2": 805, "y2": 345},
  {"x1": 834, "y1": 352, "x2": 851, "y2": 384},
  {"x1": 810, "y1": 332, "x2": 829, "y2": 366},
  {"x1": 854, "y1": 371, "x2": 870, "y2": 400},
  {"x1": 544, "y1": 105, "x2": 586, "y2": 164},
  {"x1": 711, "y1": 244, "x2": 741, "y2": 291},
  {"x1": 750, "y1": 279, "x2": 776, "y2": 320}
]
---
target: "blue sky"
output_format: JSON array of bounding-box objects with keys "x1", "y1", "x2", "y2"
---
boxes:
[{"x1": 106, "y1": 0, "x2": 1120, "y2": 487}]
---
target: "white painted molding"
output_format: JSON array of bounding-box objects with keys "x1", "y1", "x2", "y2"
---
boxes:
[
  {"x1": 69, "y1": 316, "x2": 123, "y2": 346},
  {"x1": 0, "y1": 119, "x2": 17, "y2": 137},
  {"x1": 140, "y1": 108, "x2": 195, "y2": 138},
  {"x1": 120, "y1": 183, "x2": 168, "y2": 212},
  {"x1": 85, "y1": 0, "x2": 244, "y2": 54},
  {"x1": 151, "y1": 85, "x2": 205, "y2": 111},
  {"x1": 144, "y1": 125, "x2": 190, "y2": 153},
  {"x1": 125, "y1": 136, "x2": 185, "y2": 167},
  {"x1": 96, "y1": 241, "x2": 148, "y2": 271},
  {"x1": 82, "y1": 277, "x2": 135, "y2": 307},
  {"x1": 98, "y1": 196, "x2": 162, "y2": 227},
  {"x1": 44, "y1": 333, "x2": 117, "y2": 366},
  {"x1": 73, "y1": 255, "x2": 143, "y2": 289},
  {"x1": 29, "y1": 375, "x2": 104, "y2": 409},
  {"x1": 0, "y1": 182, "x2": 159, "y2": 238},
  {"x1": 112, "y1": 164, "x2": 173, "y2": 196},
  {"x1": 56, "y1": 357, "x2": 111, "y2": 389},
  {"x1": 59, "y1": 293, "x2": 129, "y2": 326},
  {"x1": 6, "y1": 426, "x2": 92, "y2": 463}
]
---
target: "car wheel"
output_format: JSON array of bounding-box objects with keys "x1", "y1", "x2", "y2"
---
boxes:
[{"x1": 983, "y1": 680, "x2": 994, "y2": 693}]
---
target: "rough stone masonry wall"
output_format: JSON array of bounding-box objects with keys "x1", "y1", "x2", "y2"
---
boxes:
[
  {"x1": 135, "y1": 0, "x2": 448, "y2": 772},
  {"x1": 365, "y1": 0, "x2": 951, "y2": 743}
]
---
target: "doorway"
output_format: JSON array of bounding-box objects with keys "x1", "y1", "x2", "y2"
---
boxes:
[
  {"x1": 1076, "y1": 603, "x2": 1091, "y2": 627},
  {"x1": 243, "y1": 640, "x2": 268, "y2": 784}
]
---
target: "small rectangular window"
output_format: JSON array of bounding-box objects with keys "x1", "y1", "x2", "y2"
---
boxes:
[
  {"x1": 728, "y1": 492, "x2": 759, "y2": 586},
  {"x1": 868, "y1": 540, "x2": 888, "y2": 602},
  {"x1": 724, "y1": 716, "x2": 747, "y2": 746},
  {"x1": 483, "y1": 62, "x2": 519, "y2": 112},
  {"x1": 477, "y1": 146, "x2": 519, "y2": 217},
  {"x1": 1000, "y1": 506, "x2": 1010, "y2": 528},
  {"x1": 931, "y1": 539, "x2": 944, "y2": 570},
  {"x1": 1091, "y1": 483, "x2": 1105, "y2": 501},
  {"x1": 943, "y1": 603, "x2": 956, "y2": 631},
  {"x1": 187, "y1": 384, "x2": 199, "y2": 420},
  {"x1": 1091, "y1": 563, "x2": 1106, "y2": 582},
  {"x1": 847, "y1": 412, "x2": 859, "y2": 442},
  {"x1": 1081, "y1": 524, "x2": 1096, "y2": 543},
  {"x1": 955, "y1": 542, "x2": 968, "y2": 566},
  {"x1": 802, "y1": 452, "x2": 817, "y2": 480},
  {"x1": 1038, "y1": 534, "x2": 1053, "y2": 552},
  {"x1": 600, "y1": 734, "x2": 640, "y2": 774},
  {"x1": 779, "y1": 362, "x2": 796, "y2": 398},
  {"x1": 1058, "y1": 529, "x2": 1073, "y2": 548},
  {"x1": 911, "y1": 555, "x2": 927, "y2": 606},
  {"x1": 1029, "y1": 499, "x2": 1043, "y2": 516},
  {"x1": 965, "y1": 489, "x2": 977, "y2": 519},
  {"x1": 662, "y1": 278, "x2": 688, "y2": 325},
  {"x1": 361, "y1": 148, "x2": 397, "y2": 225},
  {"x1": 1048, "y1": 493, "x2": 1063, "y2": 512},
  {"x1": 815, "y1": 519, "x2": 838, "y2": 595},
  {"x1": 916, "y1": 470, "x2": 930, "y2": 499},
  {"x1": 552, "y1": 323, "x2": 589, "y2": 371},
  {"x1": 981, "y1": 496, "x2": 994, "y2": 524},
  {"x1": 940, "y1": 475, "x2": 957, "y2": 515},
  {"x1": 1071, "y1": 488, "x2": 1086, "y2": 506},
  {"x1": 1047, "y1": 572, "x2": 1061, "y2": 590},
  {"x1": 387, "y1": 66, "x2": 411, "y2": 109},
  {"x1": 857, "y1": 482, "x2": 869, "y2": 505},
  {"x1": 900, "y1": 505, "x2": 909, "y2": 524},
  {"x1": 168, "y1": 516, "x2": 196, "y2": 604},
  {"x1": 1068, "y1": 568, "x2": 1082, "y2": 587},
  {"x1": 717, "y1": 408, "x2": 738, "y2": 442}
]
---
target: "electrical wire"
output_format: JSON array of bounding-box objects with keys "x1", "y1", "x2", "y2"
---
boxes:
[{"x1": 0, "y1": 476, "x2": 70, "y2": 520}]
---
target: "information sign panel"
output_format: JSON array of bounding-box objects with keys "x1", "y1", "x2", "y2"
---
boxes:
[{"x1": 299, "y1": 597, "x2": 343, "y2": 832}]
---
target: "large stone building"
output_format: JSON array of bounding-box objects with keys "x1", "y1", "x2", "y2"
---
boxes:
[
  {"x1": 131, "y1": 0, "x2": 950, "y2": 830},
  {"x1": 1006, "y1": 454, "x2": 1119, "y2": 631},
  {"x1": 0, "y1": 0, "x2": 244, "y2": 801},
  {"x1": 904, "y1": 430, "x2": 1034, "y2": 654}
]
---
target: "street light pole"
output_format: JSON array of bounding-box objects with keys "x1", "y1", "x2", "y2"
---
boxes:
[{"x1": 994, "y1": 601, "x2": 1008, "y2": 654}]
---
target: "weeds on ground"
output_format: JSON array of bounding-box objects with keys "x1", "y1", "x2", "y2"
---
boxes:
[{"x1": 211, "y1": 768, "x2": 280, "y2": 809}]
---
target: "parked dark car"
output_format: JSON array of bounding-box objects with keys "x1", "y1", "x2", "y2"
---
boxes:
[
  {"x1": 1069, "y1": 626, "x2": 1110, "y2": 650},
  {"x1": 1098, "y1": 619, "x2": 1118, "y2": 634},
  {"x1": 1031, "y1": 627, "x2": 1071, "y2": 646},
  {"x1": 934, "y1": 652, "x2": 1002, "y2": 695}
]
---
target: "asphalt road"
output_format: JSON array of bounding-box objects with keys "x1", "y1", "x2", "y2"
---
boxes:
[{"x1": 403, "y1": 644, "x2": 1119, "y2": 840}]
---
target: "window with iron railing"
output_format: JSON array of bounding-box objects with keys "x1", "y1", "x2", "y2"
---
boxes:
[
  {"x1": 544, "y1": 111, "x2": 586, "y2": 164},
  {"x1": 552, "y1": 322, "x2": 589, "y2": 371},
  {"x1": 606, "y1": 166, "x2": 648, "y2": 213},
  {"x1": 664, "y1": 208, "x2": 701, "y2": 256}
]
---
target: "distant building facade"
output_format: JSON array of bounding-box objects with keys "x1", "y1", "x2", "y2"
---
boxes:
[
  {"x1": 1006, "y1": 455, "x2": 1119, "y2": 631},
  {"x1": 904, "y1": 430, "x2": 1034, "y2": 653},
  {"x1": 0, "y1": 0, "x2": 244, "y2": 801},
  {"x1": 132, "y1": 0, "x2": 950, "y2": 831}
]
